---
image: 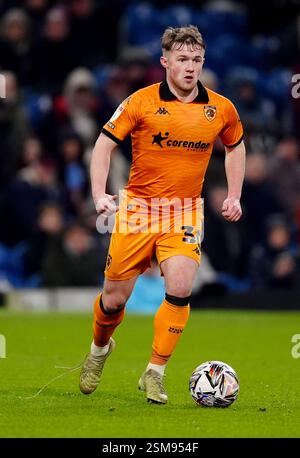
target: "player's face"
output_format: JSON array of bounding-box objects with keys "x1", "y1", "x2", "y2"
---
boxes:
[{"x1": 161, "y1": 44, "x2": 205, "y2": 94}]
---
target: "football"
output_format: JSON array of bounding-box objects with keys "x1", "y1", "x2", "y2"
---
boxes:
[{"x1": 189, "y1": 360, "x2": 239, "y2": 407}]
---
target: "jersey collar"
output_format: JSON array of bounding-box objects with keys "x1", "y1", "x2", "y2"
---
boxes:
[{"x1": 159, "y1": 80, "x2": 209, "y2": 103}]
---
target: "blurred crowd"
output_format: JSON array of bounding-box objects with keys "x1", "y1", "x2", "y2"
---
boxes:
[{"x1": 0, "y1": 0, "x2": 299, "y2": 294}]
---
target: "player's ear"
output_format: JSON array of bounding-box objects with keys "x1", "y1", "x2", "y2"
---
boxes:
[{"x1": 160, "y1": 55, "x2": 168, "y2": 69}]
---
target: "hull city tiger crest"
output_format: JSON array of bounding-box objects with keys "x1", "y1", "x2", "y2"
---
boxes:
[{"x1": 204, "y1": 105, "x2": 217, "y2": 121}]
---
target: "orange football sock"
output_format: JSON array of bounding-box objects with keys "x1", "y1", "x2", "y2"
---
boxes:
[
  {"x1": 150, "y1": 298, "x2": 190, "y2": 365},
  {"x1": 93, "y1": 294, "x2": 125, "y2": 347}
]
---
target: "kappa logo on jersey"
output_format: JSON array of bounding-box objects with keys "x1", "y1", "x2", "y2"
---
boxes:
[
  {"x1": 155, "y1": 107, "x2": 170, "y2": 115},
  {"x1": 152, "y1": 132, "x2": 210, "y2": 152},
  {"x1": 204, "y1": 105, "x2": 217, "y2": 121}
]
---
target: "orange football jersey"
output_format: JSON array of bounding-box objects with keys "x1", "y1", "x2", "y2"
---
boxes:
[{"x1": 102, "y1": 80, "x2": 243, "y2": 200}]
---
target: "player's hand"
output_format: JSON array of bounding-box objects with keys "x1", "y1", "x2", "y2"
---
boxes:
[
  {"x1": 221, "y1": 197, "x2": 242, "y2": 222},
  {"x1": 95, "y1": 193, "x2": 118, "y2": 216}
]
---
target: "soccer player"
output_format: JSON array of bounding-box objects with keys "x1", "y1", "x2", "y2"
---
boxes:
[{"x1": 79, "y1": 25, "x2": 246, "y2": 404}]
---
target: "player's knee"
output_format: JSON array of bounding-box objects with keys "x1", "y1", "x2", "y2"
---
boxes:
[
  {"x1": 102, "y1": 299, "x2": 126, "y2": 314},
  {"x1": 166, "y1": 275, "x2": 192, "y2": 297},
  {"x1": 105, "y1": 303, "x2": 125, "y2": 313},
  {"x1": 102, "y1": 290, "x2": 128, "y2": 312},
  {"x1": 167, "y1": 286, "x2": 191, "y2": 298}
]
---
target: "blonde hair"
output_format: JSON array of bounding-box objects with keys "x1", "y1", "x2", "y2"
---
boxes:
[{"x1": 161, "y1": 25, "x2": 205, "y2": 52}]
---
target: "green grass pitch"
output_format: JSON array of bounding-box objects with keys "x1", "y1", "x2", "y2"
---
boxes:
[{"x1": 0, "y1": 308, "x2": 300, "y2": 438}]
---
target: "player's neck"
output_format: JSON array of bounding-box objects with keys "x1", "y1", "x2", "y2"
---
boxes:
[{"x1": 166, "y1": 76, "x2": 198, "y2": 103}]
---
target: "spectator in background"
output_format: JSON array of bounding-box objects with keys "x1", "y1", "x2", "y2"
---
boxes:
[
  {"x1": 18, "y1": 134, "x2": 42, "y2": 171},
  {"x1": 267, "y1": 136, "x2": 300, "y2": 219},
  {"x1": 42, "y1": 222, "x2": 104, "y2": 287},
  {"x1": 68, "y1": 0, "x2": 105, "y2": 67},
  {"x1": 249, "y1": 214, "x2": 300, "y2": 291},
  {"x1": 296, "y1": 200, "x2": 300, "y2": 244},
  {"x1": 62, "y1": 68, "x2": 99, "y2": 146},
  {"x1": 200, "y1": 68, "x2": 219, "y2": 92},
  {"x1": 0, "y1": 71, "x2": 31, "y2": 187},
  {"x1": 231, "y1": 78, "x2": 277, "y2": 135},
  {"x1": 24, "y1": 201, "x2": 64, "y2": 278},
  {"x1": 102, "y1": 67, "x2": 130, "y2": 111},
  {"x1": 242, "y1": 152, "x2": 283, "y2": 245},
  {"x1": 24, "y1": 0, "x2": 50, "y2": 41},
  {"x1": 31, "y1": 6, "x2": 76, "y2": 93},
  {"x1": 273, "y1": 10, "x2": 300, "y2": 69},
  {"x1": 0, "y1": 8, "x2": 32, "y2": 84},
  {"x1": 143, "y1": 63, "x2": 165, "y2": 87},
  {"x1": 38, "y1": 67, "x2": 101, "y2": 152},
  {"x1": 121, "y1": 56, "x2": 150, "y2": 93},
  {"x1": 5, "y1": 158, "x2": 67, "y2": 244},
  {"x1": 57, "y1": 131, "x2": 88, "y2": 216},
  {"x1": 202, "y1": 185, "x2": 250, "y2": 284},
  {"x1": 0, "y1": 1, "x2": 297, "y2": 295},
  {"x1": 69, "y1": 0, "x2": 122, "y2": 64}
]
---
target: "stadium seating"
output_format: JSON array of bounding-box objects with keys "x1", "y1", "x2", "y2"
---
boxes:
[{"x1": 120, "y1": 1, "x2": 290, "y2": 106}]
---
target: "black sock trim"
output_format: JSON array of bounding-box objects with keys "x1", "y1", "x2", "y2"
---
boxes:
[
  {"x1": 165, "y1": 293, "x2": 191, "y2": 306},
  {"x1": 100, "y1": 295, "x2": 125, "y2": 315}
]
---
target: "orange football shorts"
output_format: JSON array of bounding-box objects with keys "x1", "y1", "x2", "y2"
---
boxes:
[{"x1": 104, "y1": 197, "x2": 204, "y2": 281}]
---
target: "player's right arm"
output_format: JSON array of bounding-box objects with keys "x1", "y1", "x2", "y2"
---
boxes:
[
  {"x1": 90, "y1": 132, "x2": 119, "y2": 214},
  {"x1": 91, "y1": 92, "x2": 141, "y2": 214}
]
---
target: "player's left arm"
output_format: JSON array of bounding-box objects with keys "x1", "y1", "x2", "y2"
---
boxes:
[{"x1": 222, "y1": 141, "x2": 246, "y2": 222}]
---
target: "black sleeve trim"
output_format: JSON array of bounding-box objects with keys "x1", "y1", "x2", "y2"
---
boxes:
[
  {"x1": 101, "y1": 128, "x2": 122, "y2": 145},
  {"x1": 223, "y1": 134, "x2": 244, "y2": 149}
]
